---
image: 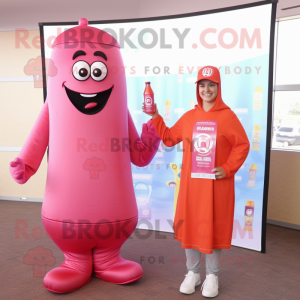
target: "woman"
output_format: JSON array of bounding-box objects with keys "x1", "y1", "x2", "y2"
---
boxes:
[{"x1": 142, "y1": 66, "x2": 250, "y2": 298}]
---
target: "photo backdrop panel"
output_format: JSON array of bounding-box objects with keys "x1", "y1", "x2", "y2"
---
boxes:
[{"x1": 42, "y1": 2, "x2": 273, "y2": 252}]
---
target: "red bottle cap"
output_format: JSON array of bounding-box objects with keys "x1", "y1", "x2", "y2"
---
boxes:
[{"x1": 145, "y1": 82, "x2": 150, "y2": 84}]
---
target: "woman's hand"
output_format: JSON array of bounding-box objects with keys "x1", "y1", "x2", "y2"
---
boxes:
[
  {"x1": 142, "y1": 103, "x2": 159, "y2": 119},
  {"x1": 212, "y1": 166, "x2": 226, "y2": 179}
]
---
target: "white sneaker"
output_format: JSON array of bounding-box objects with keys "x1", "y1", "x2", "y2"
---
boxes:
[
  {"x1": 179, "y1": 271, "x2": 201, "y2": 294},
  {"x1": 201, "y1": 274, "x2": 219, "y2": 298}
]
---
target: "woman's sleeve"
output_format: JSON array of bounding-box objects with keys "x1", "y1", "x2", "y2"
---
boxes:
[
  {"x1": 221, "y1": 114, "x2": 250, "y2": 178},
  {"x1": 151, "y1": 114, "x2": 184, "y2": 147}
]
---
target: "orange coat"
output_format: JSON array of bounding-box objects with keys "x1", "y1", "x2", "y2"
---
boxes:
[{"x1": 152, "y1": 74, "x2": 250, "y2": 254}]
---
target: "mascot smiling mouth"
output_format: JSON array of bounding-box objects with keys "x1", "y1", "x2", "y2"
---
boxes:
[{"x1": 64, "y1": 85, "x2": 114, "y2": 115}]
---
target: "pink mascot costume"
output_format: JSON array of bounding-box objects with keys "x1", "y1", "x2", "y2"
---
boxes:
[{"x1": 10, "y1": 18, "x2": 160, "y2": 293}]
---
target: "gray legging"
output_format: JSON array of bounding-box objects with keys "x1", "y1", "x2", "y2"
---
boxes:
[{"x1": 185, "y1": 248, "x2": 222, "y2": 275}]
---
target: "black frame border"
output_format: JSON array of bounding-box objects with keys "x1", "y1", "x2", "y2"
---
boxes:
[
  {"x1": 261, "y1": 1, "x2": 278, "y2": 253},
  {"x1": 38, "y1": 24, "x2": 47, "y2": 102}
]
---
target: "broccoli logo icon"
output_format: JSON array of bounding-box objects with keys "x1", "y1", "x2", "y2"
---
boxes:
[
  {"x1": 24, "y1": 56, "x2": 57, "y2": 88},
  {"x1": 83, "y1": 157, "x2": 106, "y2": 179},
  {"x1": 23, "y1": 246, "x2": 55, "y2": 277}
]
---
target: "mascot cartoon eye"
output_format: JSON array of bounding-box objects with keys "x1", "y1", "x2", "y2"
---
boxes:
[
  {"x1": 72, "y1": 61, "x2": 90, "y2": 81},
  {"x1": 91, "y1": 61, "x2": 108, "y2": 81}
]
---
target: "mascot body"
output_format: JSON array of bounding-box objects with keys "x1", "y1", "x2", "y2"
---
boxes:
[{"x1": 10, "y1": 18, "x2": 159, "y2": 293}]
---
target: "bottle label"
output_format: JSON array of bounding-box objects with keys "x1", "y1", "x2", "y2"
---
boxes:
[
  {"x1": 247, "y1": 168, "x2": 257, "y2": 187},
  {"x1": 253, "y1": 89, "x2": 262, "y2": 110},
  {"x1": 251, "y1": 128, "x2": 261, "y2": 150},
  {"x1": 144, "y1": 94, "x2": 154, "y2": 113},
  {"x1": 243, "y1": 205, "x2": 254, "y2": 231}
]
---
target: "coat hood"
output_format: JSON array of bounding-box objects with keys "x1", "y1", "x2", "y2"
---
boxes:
[{"x1": 195, "y1": 66, "x2": 230, "y2": 113}]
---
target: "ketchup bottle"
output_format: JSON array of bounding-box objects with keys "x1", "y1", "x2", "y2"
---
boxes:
[{"x1": 144, "y1": 82, "x2": 155, "y2": 114}]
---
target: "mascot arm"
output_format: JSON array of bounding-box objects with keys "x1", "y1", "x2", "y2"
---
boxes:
[
  {"x1": 9, "y1": 101, "x2": 49, "y2": 184},
  {"x1": 128, "y1": 110, "x2": 160, "y2": 167}
]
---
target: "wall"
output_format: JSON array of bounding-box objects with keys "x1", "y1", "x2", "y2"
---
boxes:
[
  {"x1": 2, "y1": 0, "x2": 300, "y2": 31},
  {"x1": 267, "y1": 150, "x2": 300, "y2": 226},
  {"x1": 0, "y1": 30, "x2": 47, "y2": 199}
]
